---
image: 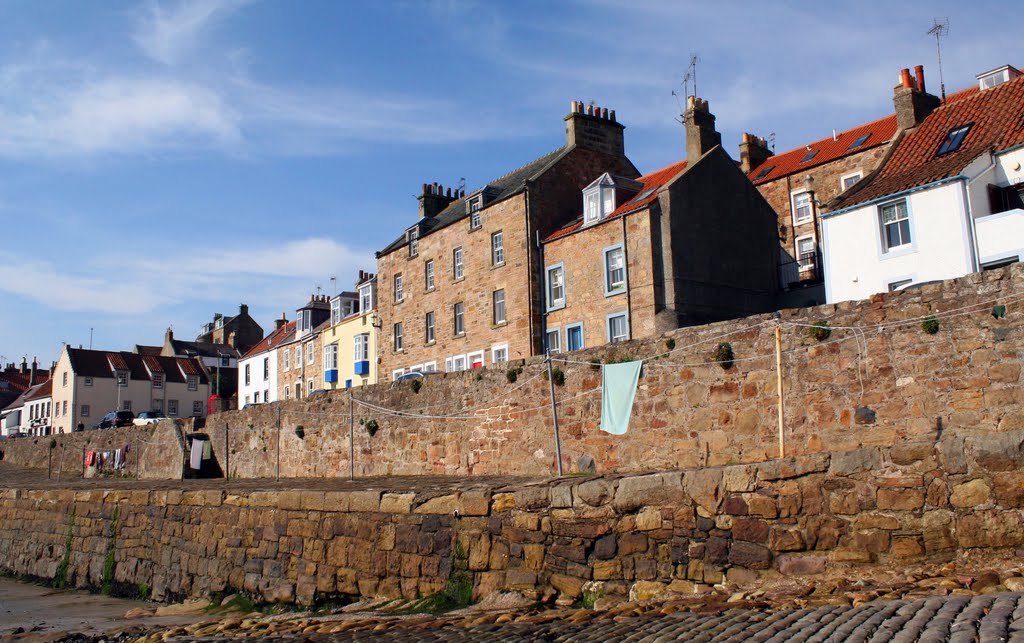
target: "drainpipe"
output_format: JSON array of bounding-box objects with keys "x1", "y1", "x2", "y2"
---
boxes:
[
  {"x1": 621, "y1": 214, "x2": 633, "y2": 339},
  {"x1": 963, "y1": 154, "x2": 997, "y2": 272},
  {"x1": 525, "y1": 185, "x2": 536, "y2": 356}
]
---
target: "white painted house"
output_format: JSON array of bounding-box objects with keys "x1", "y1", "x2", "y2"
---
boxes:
[
  {"x1": 823, "y1": 64, "x2": 1024, "y2": 303},
  {"x1": 237, "y1": 318, "x2": 294, "y2": 408}
]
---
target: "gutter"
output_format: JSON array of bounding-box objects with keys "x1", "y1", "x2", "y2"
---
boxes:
[{"x1": 822, "y1": 175, "x2": 967, "y2": 219}]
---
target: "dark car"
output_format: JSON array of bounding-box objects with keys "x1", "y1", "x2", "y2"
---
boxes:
[{"x1": 94, "y1": 410, "x2": 135, "y2": 429}]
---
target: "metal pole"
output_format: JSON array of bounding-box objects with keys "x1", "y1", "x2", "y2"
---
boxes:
[
  {"x1": 775, "y1": 321, "x2": 785, "y2": 459},
  {"x1": 349, "y1": 395, "x2": 355, "y2": 481},
  {"x1": 276, "y1": 406, "x2": 281, "y2": 481},
  {"x1": 545, "y1": 350, "x2": 564, "y2": 476}
]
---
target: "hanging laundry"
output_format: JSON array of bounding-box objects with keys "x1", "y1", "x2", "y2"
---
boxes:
[
  {"x1": 85, "y1": 451, "x2": 96, "y2": 467},
  {"x1": 600, "y1": 360, "x2": 643, "y2": 435},
  {"x1": 190, "y1": 439, "x2": 204, "y2": 470},
  {"x1": 114, "y1": 448, "x2": 123, "y2": 470}
]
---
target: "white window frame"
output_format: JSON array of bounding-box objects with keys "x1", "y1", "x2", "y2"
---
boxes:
[
  {"x1": 840, "y1": 171, "x2": 862, "y2": 191},
  {"x1": 331, "y1": 297, "x2": 342, "y2": 325},
  {"x1": 453, "y1": 302, "x2": 465, "y2": 336},
  {"x1": 243, "y1": 365, "x2": 250, "y2": 386},
  {"x1": 394, "y1": 322, "x2": 404, "y2": 352},
  {"x1": 306, "y1": 341, "x2": 315, "y2": 365},
  {"x1": 448, "y1": 354, "x2": 468, "y2": 372},
  {"x1": 491, "y1": 231, "x2": 504, "y2": 266},
  {"x1": 878, "y1": 198, "x2": 914, "y2": 253},
  {"x1": 425, "y1": 259, "x2": 435, "y2": 290},
  {"x1": 263, "y1": 357, "x2": 269, "y2": 380},
  {"x1": 295, "y1": 345, "x2": 302, "y2": 365},
  {"x1": 546, "y1": 326, "x2": 561, "y2": 354},
  {"x1": 300, "y1": 309, "x2": 312, "y2": 334},
  {"x1": 84, "y1": 377, "x2": 92, "y2": 387},
  {"x1": 394, "y1": 273, "x2": 404, "y2": 302},
  {"x1": 116, "y1": 369, "x2": 128, "y2": 387},
  {"x1": 792, "y1": 190, "x2": 813, "y2": 226},
  {"x1": 453, "y1": 247, "x2": 464, "y2": 280},
  {"x1": 284, "y1": 348, "x2": 290, "y2": 370},
  {"x1": 81, "y1": 404, "x2": 90, "y2": 417},
  {"x1": 565, "y1": 322, "x2": 585, "y2": 352},
  {"x1": 493, "y1": 289, "x2": 506, "y2": 325},
  {"x1": 607, "y1": 311, "x2": 630, "y2": 343},
  {"x1": 393, "y1": 368, "x2": 406, "y2": 380},
  {"x1": 469, "y1": 199, "x2": 482, "y2": 229},
  {"x1": 354, "y1": 334, "x2": 369, "y2": 361},
  {"x1": 192, "y1": 401, "x2": 203, "y2": 417},
  {"x1": 491, "y1": 344, "x2": 508, "y2": 364},
  {"x1": 408, "y1": 227, "x2": 419, "y2": 257},
  {"x1": 425, "y1": 311, "x2": 436, "y2": 343},
  {"x1": 324, "y1": 343, "x2": 338, "y2": 370},
  {"x1": 187, "y1": 376, "x2": 198, "y2": 391},
  {"x1": 308, "y1": 379, "x2": 314, "y2": 394},
  {"x1": 153, "y1": 373, "x2": 164, "y2": 389},
  {"x1": 468, "y1": 350, "x2": 485, "y2": 369},
  {"x1": 422, "y1": 361, "x2": 438, "y2": 373},
  {"x1": 168, "y1": 399, "x2": 179, "y2": 416},
  {"x1": 603, "y1": 244, "x2": 626, "y2": 296},
  {"x1": 795, "y1": 235, "x2": 816, "y2": 271},
  {"x1": 546, "y1": 263, "x2": 565, "y2": 311},
  {"x1": 584, "y1": 191, "x2": 600, "y2": 224},
  {"x1": 359, "y1": 283, "x2": 373, "y2": 313}
]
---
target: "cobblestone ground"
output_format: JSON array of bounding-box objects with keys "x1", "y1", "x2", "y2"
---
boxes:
[{"x1": 113, "y1": 593, "x2": 1024, "y2": 642}]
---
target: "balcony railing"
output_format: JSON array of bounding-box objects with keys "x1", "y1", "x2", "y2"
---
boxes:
[{"x1": 779, "y1": 251, "x2": 823, "y2": 290}]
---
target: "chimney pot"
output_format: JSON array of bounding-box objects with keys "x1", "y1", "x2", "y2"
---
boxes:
[
  {"x1": 914, "y1": 65, "x2": 926, "y2": 93},
  {"x1": 587, "y1": 104, "x2": 594, "y2": 116},
  {"x1": 900, "y1": 68, "x2": 913, "y2": 89},
  {"x1": 609, "y1": 110, "x2": 616, "y2": 122}
]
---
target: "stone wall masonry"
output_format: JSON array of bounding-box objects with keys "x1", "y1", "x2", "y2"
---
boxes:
[
  {"x1": 198, "y1": 262, "x2": 1024, "y2": 479},
  {"x1": 1, "y1": 432, "x2": 1023, "y2": 605},
  {"x1": 0, "y1": 421, "x2": 184, "y2": 480}
]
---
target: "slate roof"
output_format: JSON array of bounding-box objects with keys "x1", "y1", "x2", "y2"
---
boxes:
[
  {"x1": 830, "y1": 72, "x2": 1024, "y2": 211},
  {"x1": 241, "y1": 321, "x2": 297, "y2": 360},
  {"x1": 66, "y1": 348, "x2": 208, "y2": 384},
  {"x1": 24, "y1": 380, "x2": 52, "y2": 401},
  {"x1": 748, "y1": 114, "x2": 898, "y2": 186},
  {"x1": 378, "y1": 148, "x2": 568, "y2": 257},
  {"x1": 134, "y1": 345, "x2": 163, "y2": 356},
  {"x1": 545, "y1": 160, "x2": 689, "y2": 241},
  {"x1": 168, "y1": 339, "x2": 241, "y2": 359},
  {"x1": 0, "y1": 369, "x2": 50, "y2": 394}
]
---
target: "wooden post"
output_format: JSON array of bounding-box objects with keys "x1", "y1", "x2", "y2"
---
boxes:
[
  {"x1": 775, "y1": 320, "x2": 785, "y2": 459},
  {"x1": 545, "y1": 351, "x2": 564, "y2": 476},
  {"x1": 57, "y1": 445, "x2": 65, "y2": 482},
  {"x1": 224, "y1": 424, "x2": 230, "y2": 480},
  {"x1": 349, "y1": 396, "x2": 355, "y2": 481}
]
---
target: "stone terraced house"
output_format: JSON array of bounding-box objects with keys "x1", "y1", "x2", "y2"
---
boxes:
[
  {"x1": 277, "y1": 295, "x2": 332, "y2": 400},
  {"x1": 541, "y1": 96, "x2": 779, "y2": 351},
  {"x1": 375, "y1": 102, "x2": 640, "y2": 380}
]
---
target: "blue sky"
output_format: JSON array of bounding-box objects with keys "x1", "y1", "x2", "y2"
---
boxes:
[{"x1": 0, "y1": 0, "x2": 1018, "y2": 366}]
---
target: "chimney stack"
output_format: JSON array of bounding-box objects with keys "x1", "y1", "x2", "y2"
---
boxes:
[
  {"x1": 19, "y1": 357, "x2": 27, "y2": 374},
  {"x1": 894, "y1": 66, "x2": 940, "y2": 131},
  {"x1": 275, "y1": 313, "x2": 287, "y2": 331},
  {"x1": 565, "y1": 100, "x2": 625, "y2": 156},
  {"x1": 29, "y1": 357, "x2": 37, "y2": 384},
  {"x1": 165, "y1": 327, "x2": 174, "y2": 343},
  {"x1": 739, "y1": 132, "x2": 774, "y2": 174},
  {"x1": 684, "y1": 96, "x2": 722, "y2": 161},
  {"x1": 418, "y1": 182, "x2": 458, "y2": 219},
  {"x1": 239, "y1": 303, "x2": 249, "y2": 316}
]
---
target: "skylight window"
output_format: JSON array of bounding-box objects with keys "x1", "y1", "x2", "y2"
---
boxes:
[
  {"x1": 848, "y1": 133, "x2": 871, "y2": 150},
  {"x1": 753, "y1": 165, "x2": 775, "y2": 181},
  {"x1": 800, "y1": 149, "x2": 819, "y2": 164},
  {"x1": 936, "y1": 125, "x2": 971, "y2": 156}
]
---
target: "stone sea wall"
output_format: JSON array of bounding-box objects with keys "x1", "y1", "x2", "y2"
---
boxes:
[
  {"x1": 1, "y1": 431, "x2": 1021, "y2": 605},
  {"x1": 200, "y1": 262, "x2": 1024, "y2": 478}
]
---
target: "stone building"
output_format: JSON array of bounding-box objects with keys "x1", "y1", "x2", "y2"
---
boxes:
[
  {"x1": 195, "y1": 304, "x2": 264, "y2": 355},
  {"x1": 237, "y1": 316, "x2": 293, "y2": 408},
  {"x1": 321, "y1": 272, "x2": 379, "y2": 390},
  {"x1": 542, "y1": 97, "x2": 779, "y2": 351},
  {"x1": 375, "y1": 103, "x2": 639, "y2": 380},
  {"x1": 277, "y1": 295, "x2": 332, "y2": 400}
]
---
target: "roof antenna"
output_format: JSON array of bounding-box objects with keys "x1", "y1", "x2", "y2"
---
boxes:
[
  {"x1": 671, "y1": 53, "x2": 700, "y2": 124},
  {"x1": 768, "y1": 132, "x2": 776, "y2": 152},
  {"x1": 927, "y1": 17, "x2": 949, "y2": 101},
  {"x1": 688, "y1": 52, "x2": 700, "y2": 98}
]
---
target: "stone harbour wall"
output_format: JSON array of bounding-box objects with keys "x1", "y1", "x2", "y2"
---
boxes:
[
  {"x1": 202, "y1": 262, "x2": 1024, "y2": 478},
  {"x1": 1, "y1": 430, "x2": 1022, "y2": 605},
  {"x1": 0, "y1": 421, "x2": 184, "y2": 480}
]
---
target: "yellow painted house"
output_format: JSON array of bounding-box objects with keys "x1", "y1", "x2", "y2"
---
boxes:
[{"x1": 322, "y1": 272, "x2": 379, "y2": 390}]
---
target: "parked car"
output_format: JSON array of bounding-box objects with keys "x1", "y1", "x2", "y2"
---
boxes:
[
  {"x1": 133, "y1": 411, "x2": 168, "y2": 426},
  {"x1": 395, "y1": 370, "x2": 438, "y2": 381},
  {"x1": 93, "y1": 410, "x2": 135, "y2": 429}
]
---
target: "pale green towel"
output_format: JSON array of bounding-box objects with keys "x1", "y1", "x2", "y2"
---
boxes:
[{"x1": 600, "y1": 361, "x2": 642, "y2": 435}]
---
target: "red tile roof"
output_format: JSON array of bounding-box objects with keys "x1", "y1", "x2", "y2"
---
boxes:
[
  {"x1": 0, "y1": 370, "x2": 50, "y2": 394},
  {"x1": 749, "y1": 114, "x2": 898, "y2": 185},
  {"x1": 832, "y1": 73, "x2": 1024, "y2": 210},
  {"x1": 546, "y1": 160, "x2": 688, "y2": 241},
  {"x1": 25, "y1": 379, "x2": 52, "y2": 400},
  {"x1": 240, "y1": 321, "x2": 296, "y2": 360}
]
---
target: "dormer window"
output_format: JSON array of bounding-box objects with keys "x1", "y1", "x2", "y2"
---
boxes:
[
  {"x1": 407, "y1": 227, "x2": 419, "y2": 257},
  {"x1": 115, "y1": 369, "x2": 128, "y2": 387},
  {"x1": 331, "y1": 298, "x2": 342, "y2": 325},
  {"x1": 977, "y1": 65, "x2": 1020, "y2": 90},
  {"x1": 469, "y1": 197, "x2": 482, "y2": 229},
  {"x1": 582, "y1": 173, "x2": 616, "y2": 226},
  {"x1": 359, "y1": 283, "x2": 373, "y2": 314},
  {"x1": 299, "y1": 309, "x2": 312, "y2": 334}
]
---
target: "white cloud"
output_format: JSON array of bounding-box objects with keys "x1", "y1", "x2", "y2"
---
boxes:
[
  {"x1": 0, "y1": 238, "x2": 374, "y2": 317},
  {"x1": 133, "y1": 0, "x2": 252, "y2": 66}
]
